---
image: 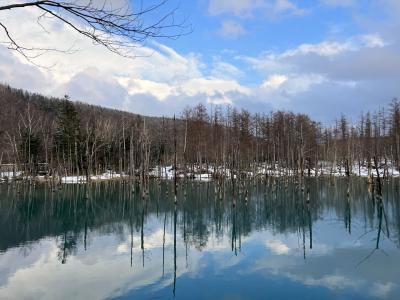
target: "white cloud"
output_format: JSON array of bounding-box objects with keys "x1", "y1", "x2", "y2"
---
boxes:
[
  {"x1": 360, "y1": 34, "x2": 386, "y2": 48},
  {"x1": 261, "y1": 74, "x2": 288, "y2": 89},
  {"x1": 0, "y1": 4, "x2": 252, "y2": 115},
  {"x1": 265, "y1": 240, "x2": 290, "y2": 255},
  {"x1": 301, "y1": 274, "x2": 360, "y2": 290},
  {"x1": 181, "y1": 77, "x2": 251, "y2": 104},
  {"x1": 240, "y1": 34, "x2": 391, "y2": 81},
  {"x1": 233, "y1": 32, "x2": 400, "y2": 121},
  {"x1": 218, "y1": 20, "x2": 246, "y2": 38},
  {"x1": 208, "y1": 0, "x2": 266, "y2": 17},
  {"x1": 211, "y1": 59, "x2": 244, "y2": 79},
  {"x1": 273, "y1": 0, "x2": 308, "y2": 16},
  {"x1": 208, "y1": 0, "x2": 308, "y2": 18},
  {"x1": 370, "y1": 282, "x2": 396, "y2": 298},
  {"x1": 1, "y1": 26, "x2": 397, "y2": 121},
  {"x1": 119, "y1": 78, "x2": 179, "y2": 101},
  {"x1": 283, "y1": 40, "x2": 356, "y2": 57},
  {"x1": 321, "y1": 0, "x2": 357, "y2": 7}
]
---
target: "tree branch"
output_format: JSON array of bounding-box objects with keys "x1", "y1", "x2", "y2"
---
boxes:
[{"x1": 0, "y1": 0, "x2": 190, "y2": 60}]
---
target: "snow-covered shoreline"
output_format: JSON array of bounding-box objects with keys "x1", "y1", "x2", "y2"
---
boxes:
[{"x1": 1, "y1": 162, "x2": 399, "y2": 184}]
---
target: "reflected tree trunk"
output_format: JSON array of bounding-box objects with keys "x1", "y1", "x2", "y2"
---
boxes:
[
  {"x1": 162, "y1": 211, "x2": 166, "y2": 277},
  {"x1": 173, "y1": 205, "x2": 177, "y2": 296},
  {"x1": 141, "y1": 203, "x2": 145, "y2": 268}
]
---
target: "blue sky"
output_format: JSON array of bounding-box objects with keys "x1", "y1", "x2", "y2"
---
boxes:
[
  {"x1": 1, "y1": 0, "x2": 399, "y2": 123},
  {"x1": 166, "y1": 0, "x2": 356, "y2": 54},
  {"x1": 162, "y1": 0, "x2": 364, "y2": 84}
]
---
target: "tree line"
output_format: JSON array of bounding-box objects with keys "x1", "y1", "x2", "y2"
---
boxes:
[{"x1": 0, "y1": 84, "x2": 399, "y2": 181}]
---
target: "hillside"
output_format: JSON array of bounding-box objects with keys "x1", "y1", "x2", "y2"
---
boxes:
[{"x1": 0, "y1": 84, "x2": 165, "y2": 138}]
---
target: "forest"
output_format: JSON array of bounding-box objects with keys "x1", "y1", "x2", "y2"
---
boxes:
[{"x1": 1, "y1": 83, "x2": 400, "y2": 185}]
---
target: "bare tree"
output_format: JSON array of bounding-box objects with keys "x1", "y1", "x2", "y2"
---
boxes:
[
  {"x1": 2, "y1": 84, "x2": 400, "y2": 183},
  {"x1": 0, "y1": 0, "x2": 189, "y2": 60}
]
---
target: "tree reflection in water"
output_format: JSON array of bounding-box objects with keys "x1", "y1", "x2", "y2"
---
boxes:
[{"x1": 0, "y1": 178, "x2": 400, "y2": 297}]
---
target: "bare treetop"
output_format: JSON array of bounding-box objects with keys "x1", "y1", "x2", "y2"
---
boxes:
[{"x1": 0, "y1": 0, "x2": 189, "y2": 60}]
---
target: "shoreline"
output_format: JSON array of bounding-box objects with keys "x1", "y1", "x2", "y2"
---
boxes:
[{"x1": 1, "y1": 169, "x2": 399, "y2": 184}]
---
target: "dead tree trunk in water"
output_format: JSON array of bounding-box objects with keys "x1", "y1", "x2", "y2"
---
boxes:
[
  {"x1": 173, "y1": 115, "x2": 177, "y2": 204},
  {"x1": 129, "y1": 127, "x2": 135, "y2": 193},
  {"x1": 183, "y1": 117, "x2": 188, "y2": 196},
  {"x1": 162, "y1": 211, "x2": 167, "y2": 276},
  {"x1": 373, "y1": 156, "x2": 383, "y2": 198}
]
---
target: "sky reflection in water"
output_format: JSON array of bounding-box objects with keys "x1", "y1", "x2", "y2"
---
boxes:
[{"x1": 0, "y1": 178, "x2": 400, "y2": 300}]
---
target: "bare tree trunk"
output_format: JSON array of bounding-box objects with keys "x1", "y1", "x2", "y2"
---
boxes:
[{"x1": 173, "y1": 115, "x2": 177, "y2": 204}]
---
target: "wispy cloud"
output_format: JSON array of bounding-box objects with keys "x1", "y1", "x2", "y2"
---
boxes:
[
  {"x1": 208, "y1": 0, "x2": 308, "y2": 19},
  {"x1": 320, "y1": 0, "x2": 357, "y2": 7},
  {"x1": 218, "y1": 20, "x2": 247, "y2": 38}
]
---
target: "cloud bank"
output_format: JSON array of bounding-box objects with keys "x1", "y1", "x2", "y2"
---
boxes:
[{"x1": 0, "y1": 0, "x2": 399, "y2": 123}]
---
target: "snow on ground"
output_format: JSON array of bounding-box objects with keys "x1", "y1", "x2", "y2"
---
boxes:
[
  {"x1": 194, "y1": 173, "x2": 213, "y2": 182},
  {"x1": 91, "y1": 170, "x2": 125, "y2": 181},
  {"x1": 61, "y1": 171, "x2": 126, "y2": 184},
  {"x1": 149, "y1": 166, "x2": 175, "y2": 179},
  {"x1": 1, "y1": 161, "x2": 399, "y2": 184},
  {"x1": 61, "y1": 176, "x2": 87, "y2": 184},
  {"x1": 148, "y1": 164, "x2": 372, "y2": 181},
  {"x1": 0, "y1": 171, "x2": 23, "y2": 182},
  {"x1": 0, "y1": 171, "x2": 22, "y2": 178}
]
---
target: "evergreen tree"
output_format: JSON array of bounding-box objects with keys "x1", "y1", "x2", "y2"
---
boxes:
[{"x1": 54, "y1": 96, "x2": 82, "y2": 174}]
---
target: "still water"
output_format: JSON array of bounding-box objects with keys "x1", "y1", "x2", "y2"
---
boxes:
[{"x1": 0, "y1": 178, "x2": 400, "y2": 300}]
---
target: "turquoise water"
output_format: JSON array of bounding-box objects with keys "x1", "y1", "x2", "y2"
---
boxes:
[{"x1": 0, "y1": 178, "x2": 399, "y2": 299}]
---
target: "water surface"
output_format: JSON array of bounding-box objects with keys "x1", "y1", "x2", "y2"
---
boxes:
[{"x1": 0, "y1": 178, "x2": 400, "y2": 299}]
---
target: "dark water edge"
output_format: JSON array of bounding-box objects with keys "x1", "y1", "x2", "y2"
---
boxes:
[{"x1": 0, "y1": 178, "x2": 400, "y2": 300}]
